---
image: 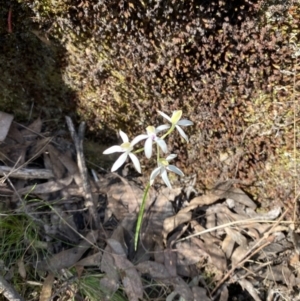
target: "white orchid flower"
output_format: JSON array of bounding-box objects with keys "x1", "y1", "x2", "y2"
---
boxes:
[
  {"x1": 150, "y1": 154, "x2": 184, "y2": 188},
  {"x1": 134, "y1": 125, "x2": 169, "y2": 159},
  {"x1": 103, "y1": 130, "x2": 144, "y2": 173},
  {"x1": 158, "y1": 110, "x2": 193, "y2": 142}
]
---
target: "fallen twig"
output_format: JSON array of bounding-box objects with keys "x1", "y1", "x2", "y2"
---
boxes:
[
  {"x1": 65, "y1": 116, "x2": 100, "y2": 229},
  {"x1": 0, "y1": 274, "x2": 25, "y2": 301},
  {"x1": 0, "y1": 166, "x2": 54, "y2": 180}
]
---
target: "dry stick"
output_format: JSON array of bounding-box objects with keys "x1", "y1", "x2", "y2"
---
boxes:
[
  {"x1": 65, "y1": 117, "x2": 100, "y2": 230},
  {"x1": 0, "y1": 274, "x2": 25, "y2": 301},
  {"x1": 0, "y1": 166, "x2": 54, "y2": 180},
  {"x1": 0, "y1": 137, "x2": 52, "y2": 184},
  {"x1": 211, "y1": 208, "x2": 289, "y2": 296}
]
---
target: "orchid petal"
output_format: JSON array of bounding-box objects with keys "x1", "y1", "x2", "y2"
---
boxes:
[
  {"x1": 161, "y1": 170, "x2": 172, "y2": 188},
  {"x1": 150, "y1": 166, "x2": 162, "y2": 185},
  {"x1": 167, "y1": 165, "x2": 184, "y2": 176},
  {"x1": 103, "y1": 145, "x2": 124, "y2": 154},
  {"x1": 170, "y1": 110, "x2": 182, "y2": 124},
  {"x1": 129, "y1": 153, "x2": 141, "y2": 173},
  {"x1": 166, "y1": 154, "x2": 177, "y2": 161},
  {"x1": 158, "y1": 111, "x2": 172, "y2": 123},
  {"x1": 177, "y1": 119, "x2": 194, "y2": 126},
  {"x1": 144, "y1": 137, "x2": 153, "y2": 159},
  {"x1": 131, "y1": 134, "x2": 148, "y2": 146},
  {"x1": 156, "y1": 138, "x2": 168, "y2": 153},
  {"x1": 119, "y1": 130, "x2": 129, "y2": 143},
  {"x1": 111, "y1": 152, "x2": 128, "y2": 171},
  {"x1": 146, "y1": 126, "x2": 156, "y2": 134},
  {"x1": 175, "y1": 125, "x2": 189, "y2": 142},
  {"x1": 156, "y1": 124, "x2": 170, "y2": 133}
]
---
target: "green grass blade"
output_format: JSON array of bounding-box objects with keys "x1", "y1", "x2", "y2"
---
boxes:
[{"x1": 134, "y1": 183, "x2": 150, "y2": 250}]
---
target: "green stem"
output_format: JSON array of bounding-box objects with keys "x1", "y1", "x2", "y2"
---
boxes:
[
  {"x1": 161, "y1": 125, "x2": 175, "y2": 140},
  {"x1": 134, "y1": 182, "x2": 151, "y2": 250}
]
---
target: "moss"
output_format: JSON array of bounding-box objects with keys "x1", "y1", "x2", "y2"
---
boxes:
[{"x1": 2, "y1": 0, "x2": 299, "y2": 204}]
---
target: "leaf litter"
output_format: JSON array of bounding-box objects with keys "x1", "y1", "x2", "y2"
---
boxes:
[{"x1": 0, "y1": 111, "x2": 299, "y2": 300}]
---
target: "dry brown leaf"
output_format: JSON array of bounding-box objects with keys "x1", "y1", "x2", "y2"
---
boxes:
[
  {"x1": 193, "y1": 238, "x2": 227, "y2": 272},
  {"x1": 212, "y1": 181, "x2": 234, "y2": 196},
  {"x1": 204, "y1": 242, "x2": 227, "y2": 273},
  {"x1": 182, "y1": 194, "x2": 221, "y2": 212},
  {"x1": 106, "y1": 178, "x2": 145, "y2": 221},
  {"x1": 7, "y1": 122, "x2": 24, "y2": 144},
  {"x1": 100, "y1": 229, "x2": 130, "y2": 297},
  {"x1": 238, "y1": 279, "x2": 262, "y2": 301},
  {"x1": 3, "y1": 145, "x2": 27, "y2": 168},
  {"x1": 176, "y1": 239, "x2": 208, "y2": 266},
  {"x1": 180, "y1": 182, "x2": 243, "y2": 214},
  {"x1": 224, "y1": 187, "x2": 257, "y2": 209},
  {"x1": 0, "y1": 111, "x2": 14, "y2": 142},
  {"x1": 205, "y1": 209, "x2": 216, "y2": 236},
  {"x1": 107, "y1": 239, "x2": 143, "y2": 301},
  {"x1": 261, "y1": 265, "x2": 296, "y2": 286},
  {"x1": 245, "y1": 228, "x2": 260, "y2": 240},
  {"x1": 163, "y1": 211, "x2": 192, "y2": 244},
  {"x1": 176, "y1": 264, "x2": 194, "y2": 278},
  {"x1": 76, "y1": 252, "x2": 102, "y2": 267},
  {"x1": 225, "y1": 228, "x2": 248, "y2": 248},
  {"x1": 75, "y1": 265, "x2": 84, "y2": 278},
  {"x1": 100, "y1": 276, "x2": 119, "y2": 299},
  {"x1": 192, "y1": 287, "x2": 211, "y2": 301},
  {"x1": 46, "y1": 147, "x2": 65, "y2": 179},
  {"x1": 139, "y1": 187, "x2": 175, "y2": 255},
  {"x1": 39, "y1": 273, "x2": 54, "y2": 301},
  {"x1": 154, "y1": 242, "x2": 165, "y2": 264},
  {"x1": 47, "y1": 144, "x2": 78, "y2": 176},
  {"x1": 21, "y1": 118, "x2": 42, "y2": 138},
  {"x1": 136, "y1": 261, "x2": 171, "y2": 279},
  {"x1": 246, "y1": 207, "x2": 281, "y2": 220},
  {"x1": 17, "y1": 174, "x2": 74, "y2": 195},
  {"x1": 221, "y1": 234, "x2": 235, "y2": 259},
  {"x1": 218, "y1": 284, "x2": 229, "y2": 301},
  {"x1": 107, "y1": 238, "x2": 127, "y2": 256},
  {"x1": 27, "y1": 137, "x2": 52, "y2": 160},
  {"x1": 173, "y1": 276, "x2": 193, "y2": 301},
  {"x1": 55, "y1": 206, "x2": 80, "y2": 244},
  {"x1": 164, "y1": 248, "x2": 177, "y2": 277},
  {"x1": 121, "y1": 271, "x2": 143, "y2": 301},
  {"x1": 190, "y1": 220, "x2": 221, "y2": 244},
  {"x1": 231, "y1": 245, "x2": 248, "y2": 266},
  {"x1": 37, "y1": 231, "x2": 98, "y2": 272}
]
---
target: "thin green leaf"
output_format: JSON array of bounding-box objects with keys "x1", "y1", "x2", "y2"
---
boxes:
[{"x1": 134, "y1": 183, "x2": 151, "y2": 250}]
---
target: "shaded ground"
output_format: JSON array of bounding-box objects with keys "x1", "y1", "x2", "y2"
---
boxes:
[{"x1": 0, "y1": 114, "x2": 300, "y2": 301}]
